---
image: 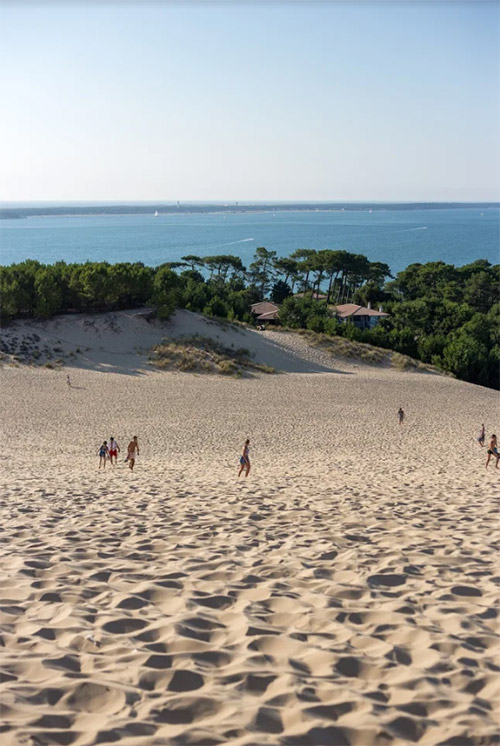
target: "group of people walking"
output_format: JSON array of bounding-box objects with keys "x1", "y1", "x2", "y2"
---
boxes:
[
  {"x1": 96, "y1": 435, "x2": 248, "y2": 476},
  {"x1": 96, "y1": 435, "x2": 250, "y2": 477},
  {"x1": 98, "y1": 436, "x2": 139, "y2": 471},
  {"x1": 95, "y1": 416, "x2": 496, "y2": 476},
  {"x1": 96, "y1": 414, "x2": 401, "y2": 478}
]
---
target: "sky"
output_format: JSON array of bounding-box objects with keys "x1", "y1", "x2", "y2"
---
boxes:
[{"x1": 0, "y1": 1, "x2": 499, "y2": 202}]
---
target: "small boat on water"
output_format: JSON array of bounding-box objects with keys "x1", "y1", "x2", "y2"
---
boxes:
[{"x1": 154, "y1": 210, "x2": 159, "y2": 217}]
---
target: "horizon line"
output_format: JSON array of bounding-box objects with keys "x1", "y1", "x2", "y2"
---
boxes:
[{"x1": 2, "y1": 199, "x2": 499, "y2": 206}]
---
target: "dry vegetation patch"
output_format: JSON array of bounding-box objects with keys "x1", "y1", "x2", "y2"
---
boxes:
[
  {"x1": 391, "y1": 351, "x2": 449, "y2": 375},
  {"x1": 292, "y1": 329, "x2": 450, "y2": 376},
  {"x1": 295, "y1": 329, "x2": 389, "y2": 364},
  {"x1": 150, "y1": 335, "x2": 276, "y2": 377}
]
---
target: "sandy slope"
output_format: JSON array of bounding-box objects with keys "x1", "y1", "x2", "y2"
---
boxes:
[
  {"x1": 0, "y1": 308, "x2": 352, "y2": 375},
  {"x1": 0, "y1": 311, "x2": 499, "y2": 746}
]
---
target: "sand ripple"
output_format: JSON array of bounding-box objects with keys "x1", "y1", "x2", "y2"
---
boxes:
[{"x1": 0, "y1": 467, "x2": 498, "y2": 746}]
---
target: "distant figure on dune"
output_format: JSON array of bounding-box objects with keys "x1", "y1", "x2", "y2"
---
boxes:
[
  {"x1": 66, "y1": 374, "x2": 71, "y2": 387},
  {"x1": 126, "y1": 436, "x2": 139, "y2": 471},
  {"x1": 238, "y1": 438, "x2": 251, "y2": 478},
  {"x1": 398, "y1": 407, "x2": 405, "y2": 425},
  {"x1": 485, "y1": 434, "x2": 499, "y2": 469},
  {"x1": 108, "y1": 437, "x2": 120, "y2": 465},
  {"x1": 477, "y1": 423, "x2": 485, "y2": 447},
  {"x1": 98, "y1": 441, "x2": 109, "y2": 469}
]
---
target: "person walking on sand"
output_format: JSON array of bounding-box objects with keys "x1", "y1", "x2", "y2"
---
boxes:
[
  {"x1": 398, "y1": 407, "x2": 405, "y2": 425},
  {"x1": 108, "y1": 437, "x2": 120, "y2": 465},
  {"x1": 238, "y1": 438, "x2": 251, "y2": 478},
  {"x1": 485, "y1": 434, "x2": 499, "y2": 469},
  {"x1": 98, "y1": 441, "x2": 109, "y2": 469},
  {"x1": 127, "y1": 436, "x2": 139, "y2": 471},
  {"x1": 66, "y1": 374, "x2": 71, "y2": 387},
  {"x1": 477, "y1": 424, "x2": 485, "y2": 447}
]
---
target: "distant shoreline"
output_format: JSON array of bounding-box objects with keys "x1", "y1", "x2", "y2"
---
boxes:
[{"x1": 1, "y1": 202, "x2": 499, "y2": 220}]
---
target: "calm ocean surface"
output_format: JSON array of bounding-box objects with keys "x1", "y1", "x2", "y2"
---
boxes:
[{"x1": 0, "y1": 207, "x2": 498, "y2": 276}]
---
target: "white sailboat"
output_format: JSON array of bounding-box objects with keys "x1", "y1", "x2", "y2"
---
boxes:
[{"x1": 154, "y1": 210, "x2": 159, "y2": 217}]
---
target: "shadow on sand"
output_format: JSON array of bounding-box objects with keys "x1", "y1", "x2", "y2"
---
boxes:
[{"x1": 62, "y1": 334, "x2": 353, "y2": 377}]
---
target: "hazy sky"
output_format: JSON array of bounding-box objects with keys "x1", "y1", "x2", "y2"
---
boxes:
[{"x1": 1, "y1": 1, "x2": 499, "y2": 202}]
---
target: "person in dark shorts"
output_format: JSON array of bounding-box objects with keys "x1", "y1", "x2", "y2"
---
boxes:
[
  {"x1": 98, "y1": 441, "x2": 109, "y2": 469},
  {"x1": 398, "y1": 407, "x2": 405, "y2": 425},
  {"x1": 486, "y1": 434, "x2": 499, "y2": 469},
  {"x1": 477, "y1": 424, "x2": 485, "y2": 447},
  {"x1": 238, "y1": 438, "x2": 251, "y2": 478}
]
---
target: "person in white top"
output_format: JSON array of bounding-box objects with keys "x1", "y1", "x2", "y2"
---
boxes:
[{"x1": 108, "y1": 437, "x2": 120, "y2": 465}]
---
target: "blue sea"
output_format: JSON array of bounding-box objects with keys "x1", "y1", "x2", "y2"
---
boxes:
[{"x1": 0, "y1": 207, "x2": 498, "y2": 276}]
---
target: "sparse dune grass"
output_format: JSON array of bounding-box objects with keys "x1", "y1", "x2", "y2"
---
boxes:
[
  {"x1": 295, "y1": 329, "x2": 389, "y2": 364},
  {"x1": 391, "y1": 351, "x2": 450, "y2": 376},
  {"x1": 292, "y1": 328, "x2": 450, "y2": 375},
  {"x1": 391, "y1": 351, "x2": 412, "y2": 370},
  {"x1": 217, "y1": 359, "x2": 239, "y2": 376},
  {"x1": 150, "y1": 335, "x2": 276, "y2": 377}
]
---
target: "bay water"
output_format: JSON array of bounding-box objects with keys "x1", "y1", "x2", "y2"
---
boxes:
[{"x1": 0, "y1": 207, "x2": 498, "y2": 276}]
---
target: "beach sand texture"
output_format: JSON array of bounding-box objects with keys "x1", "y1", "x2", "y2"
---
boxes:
[{"x1": 1, "y1": 311, "x2": 499, "y2": 746}]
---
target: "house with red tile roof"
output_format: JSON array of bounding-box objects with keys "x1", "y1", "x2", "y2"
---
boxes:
[
  {"x1": 250, "y1": 301, "x2": 280, "y2": 322},
  {"x1": 333, "y1": 303, "x2": 389, "y2": 330}
]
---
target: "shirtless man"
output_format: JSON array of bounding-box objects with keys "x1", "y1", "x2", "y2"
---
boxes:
[
  {"x1": 127, "y1": 436, "x2": 139, "y2": 471},
  {"x1": 485, "y1": 434, "x2": 499, "y2": 469},
  {"x1": 398, "y1": 407, "x2": 405, "y2": 425}
]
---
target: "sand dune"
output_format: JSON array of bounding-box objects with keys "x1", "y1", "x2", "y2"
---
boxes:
[
  {"x1": 0, "y1": 311, "x2": 499, "y2": 746},
  {"x1": 0, "y1": 308, "x2": 349, "y2": 375}
]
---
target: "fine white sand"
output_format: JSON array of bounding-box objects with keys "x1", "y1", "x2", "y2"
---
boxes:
[{"x1": 0, "y1": 310, "x2": 499, "y2": 746}]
